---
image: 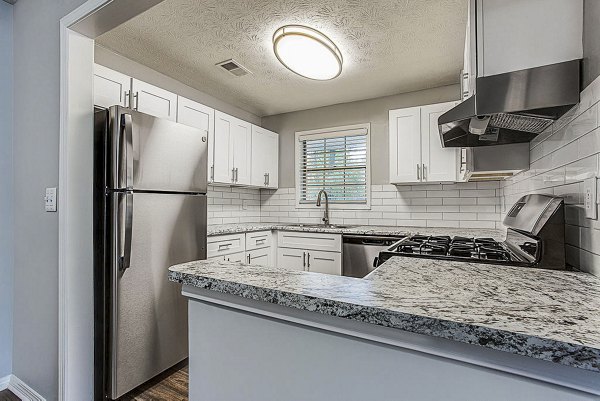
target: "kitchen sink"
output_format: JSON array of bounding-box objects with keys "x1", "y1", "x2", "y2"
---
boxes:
[{"x1": 285, "y1": 223, "x2": 357, "y2": 229}]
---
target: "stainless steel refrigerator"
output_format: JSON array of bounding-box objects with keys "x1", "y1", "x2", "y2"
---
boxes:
[{"x1": 93, "y1": 106, "x2": 207, "y2": 400}]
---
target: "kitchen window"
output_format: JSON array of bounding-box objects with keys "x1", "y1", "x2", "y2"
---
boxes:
[{"x1": 295, "y1": 123, "x2": 371, "y2": 209}]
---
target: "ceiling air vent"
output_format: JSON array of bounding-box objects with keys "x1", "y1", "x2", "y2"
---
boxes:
[{"x1": 216, "y1": 59, "x2": 251, "y2": 77}]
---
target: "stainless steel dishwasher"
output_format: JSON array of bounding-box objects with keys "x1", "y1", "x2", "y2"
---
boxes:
[{"x1": 342, "y1": 235, "x2": 405, "y2": 278}]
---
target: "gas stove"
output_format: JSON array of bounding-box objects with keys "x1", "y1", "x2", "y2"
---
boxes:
[{"x1": 376, "y1": 194, "x2": 566, "y2": 270}]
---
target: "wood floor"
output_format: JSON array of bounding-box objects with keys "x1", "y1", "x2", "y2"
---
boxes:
[
  {"x1": 119, "y1": 362, "x2": 188, "y2": 401},
  {"x1": 0, "y1": 390, "x2": 20, "y2": 401},
  {"x1": 0, "y1": 363, "x2": 188, "y2": 401}
]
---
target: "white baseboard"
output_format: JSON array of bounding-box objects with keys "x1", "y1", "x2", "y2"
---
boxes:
[
  {"x1": 0, "y1": 374, "x2": 10, "y2": 391},
  {"x1": 6, "y1": 375, "x2": 46, "y2": 401}
]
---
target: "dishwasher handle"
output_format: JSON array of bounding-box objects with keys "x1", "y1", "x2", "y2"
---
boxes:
[{"x1": 342, "y1": 235, "x2": 405, "y2": 246}]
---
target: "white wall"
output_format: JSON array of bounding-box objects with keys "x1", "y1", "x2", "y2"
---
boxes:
[
  {"x1": 12, "y1": 0, "x2": 89, "y2": 399},
  {"x1": 501, "y1": 75, "x2": 600, "y2": 276},
  {"x1": 0, "y1": 0, "x2": 14, "y2": 380}
]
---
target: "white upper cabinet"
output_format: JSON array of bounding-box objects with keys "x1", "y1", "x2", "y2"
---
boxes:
[
  {"x1": 230, "y1": 118, "x2": 252, "y2": 185},
  {"x1": 389, "y1": 106, "x2": 422, "y2": 183},
  {"x1": 251, "y1": 125, "x2": 279, "y2": 188},
  {"x1": 130, "y1": 79, "x2": 177, "y2": 121},
  {"x1": 93, "y1": 65, "x2": 280, "y2": 189},
  {"x1": 213, "y1": 111, "x2": 235, "y2": 184},
  {"x1": 421, "y1": 102, "x2": 460, "y2": 182},
  {"x1": 213, "y1": 111, "x2": 252, "y2": 185},
  {"x1": 389, "y1": 101, "x2": 459, "y2": 184},
  {"x1": 177, "y1": 96, "x2": 215, "y2": 182},
  {"x1": 93, "y1": 64, "x2": 131, "y2": 108},
  {"x1": 464, "y1": 0, "x2": 583, "y2": 84}
]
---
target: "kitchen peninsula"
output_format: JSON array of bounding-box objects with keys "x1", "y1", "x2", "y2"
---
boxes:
[{"x1": 169, "y1": 237, "x2": 600, "y2": 401}]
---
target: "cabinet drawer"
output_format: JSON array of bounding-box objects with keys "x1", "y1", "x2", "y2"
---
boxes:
[
  {"x1": 277, "y1": 231, "x2": 341, "y2": 253},
  {"x1": 208, "y1": 251, "x2": 246, "y2": 263},
  {"x1": 207, "y1": 233, "x2": 245, "y2": 258},
  {"x1": 246, "y1": 230, "x2": 272, "y2": 251}
]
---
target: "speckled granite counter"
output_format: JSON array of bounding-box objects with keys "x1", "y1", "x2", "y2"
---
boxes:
[
  {"x1": 169, "y1": 256, "x2": 600, "y2": 373},
  {"x1": 207, "y1": 223, "x2": 505, "y2": 241}
]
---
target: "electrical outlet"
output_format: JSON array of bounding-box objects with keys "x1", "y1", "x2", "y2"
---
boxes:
[
  {"x1": 45, "y1": 187, "x2": 57, "y2": 212},
  {"x1": 583, "y1": 177, "x2": 597, "y2": 220}
]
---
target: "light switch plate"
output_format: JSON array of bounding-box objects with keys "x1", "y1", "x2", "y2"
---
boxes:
[
  {"x1": 45, "y1": 187, "x2": 57, "y2": 212},
  {"x1": 583, "y1": 177, "x2": 597, "y2": 220}
]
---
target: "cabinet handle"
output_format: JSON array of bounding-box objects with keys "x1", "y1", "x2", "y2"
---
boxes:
[
  {"x1": 264, "y1": 173, "x2": 268, "y2": 186},
  {"x1": 307, "y1": 252, "x2": 310, "y2": 269},
  {"x1": 124, "y1": 90, "x2": 130, "y2": 107},
  {"x1": 235, "y1": 168, "x2": 239, "y2": 182},
  {"x1": 247, "y1": 254, "x2": 251, "y2": 264},
  {"x1": 231, "y1": 168, "x2": 235, "y2": 182},
  {"x1": 210, "y1": 166, "x2": 214, "y2": 182},
  {"x1": 133, "y1": 91, "x2": 139, "y2": 110},
  {"x1": 267, "y1": 173, "x2": 270, "y2": 186},
  {"x1": 423, "y1": 164, "x2": 427, "y2": 180},
  {"x1": 417, "y1": 164, "x2": 421, "y2": 180},
  {"x1": 218, "y1": 243, "x2": 232, "y2": 250},
  {"x1": 303, "y1": 252, "x2": 306, "y2": 269},
  {"x1": 256, "y1": 238, "x2": 266, "y2": 244}
]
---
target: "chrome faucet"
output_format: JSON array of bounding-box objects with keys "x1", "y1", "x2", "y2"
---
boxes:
[{"x1": 316, "y1": 190, "x2": 330, "y2": 226}]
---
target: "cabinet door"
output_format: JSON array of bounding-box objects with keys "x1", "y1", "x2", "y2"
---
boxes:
[
  {"x1": 131, "y1": 79, "x2": 177, "y2": 121},
  {"x1": 389, "y1": 107, "x2": 422, "y2": 183},
  {"x1": 421, "y1": 102, "x2": 460, "y2": 183},
  {"x1": 306, "y1": 250, "x2": 341, "y2": 275},
  {"x1": 213, "y1": 111, "x2": 235, "y2": 184},
  {"x1": 93, "y1": 64, "x2": 131, "y2": 108},
  {"x1": 177, "y1": 97, "x2": 215, "y2": 182},
  {"x1": 247, "y1": 248, "x2": 272, "y2": 267},
  {"x1": 277, "y1": 248, "x2": 306, "y2": 271},
  {"x1": 224, "y1": 251, "x2": 246, "y2": 263},
  {"x1": 251, "y1": 126, "x2": 279, "y2": 188},
  {"x1": 231, "y1": 118, "x2": 252, "y2": 185}
]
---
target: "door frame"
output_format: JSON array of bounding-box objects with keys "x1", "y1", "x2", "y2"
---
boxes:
[{"x1": 58, "y1": 1, "x2": 159, "y2": 400}]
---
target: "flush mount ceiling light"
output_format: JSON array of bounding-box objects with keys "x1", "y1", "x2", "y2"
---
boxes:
[{"x1": 272, "y1": 25, "x2": 343, "y2": 80}]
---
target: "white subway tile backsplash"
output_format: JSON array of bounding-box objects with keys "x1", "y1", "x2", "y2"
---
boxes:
[{"x1": 501, "y1": 77, "x2": 600, "y2": 275}]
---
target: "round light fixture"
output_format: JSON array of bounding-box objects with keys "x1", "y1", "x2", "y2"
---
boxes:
[{"x1": 272, "y1": 25, "x2": 343, "y2": 80}]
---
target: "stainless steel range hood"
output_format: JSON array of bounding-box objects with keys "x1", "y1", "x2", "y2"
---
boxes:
[{"x1": 438, "y1": 60, "x2": 581, "y2": 148}]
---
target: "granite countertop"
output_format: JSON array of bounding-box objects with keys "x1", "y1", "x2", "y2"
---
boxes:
[
  {"x1": 207, "y1": 223, "x2": 505, "y2": 241},
  {"x1": 169, "y1": 256, "x2": 600, "y2": 373}
]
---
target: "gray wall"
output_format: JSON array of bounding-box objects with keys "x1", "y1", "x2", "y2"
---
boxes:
[
  {"x1": 583, "y1": 0, "x2": 600, "y2": 89},
  {"x1": 0, "y1": 0, "x2": 14, "y2": 380},
  {"x1": 12, "y1": 0, "x2": 89, "y2": 399},
  {"x1": 94, "y1": 46, "x2": 262, "y2": 125},
  {"x1": 261, "y1": 85, "x2": 460, "y2": 187}
]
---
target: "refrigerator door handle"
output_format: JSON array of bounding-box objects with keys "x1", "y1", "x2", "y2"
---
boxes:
[
  {"x1": 119, "y1": 192, "x2": 134, "y2": 272},
  {"x1": 120, "y1": 113, "x2": 134, "y2": 190}
]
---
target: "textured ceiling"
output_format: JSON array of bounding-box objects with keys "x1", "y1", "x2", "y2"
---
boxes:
[{"x1": 97, "y1": 0, "x2": 467, "y2": 117}]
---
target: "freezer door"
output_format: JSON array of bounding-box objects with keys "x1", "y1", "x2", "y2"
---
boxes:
[
  {"x1": 108, "y1": 191, "x2": 207, "y2": 399},
  {"x1": 108, "y1": 106, "x2": 208, "y2": 193}
]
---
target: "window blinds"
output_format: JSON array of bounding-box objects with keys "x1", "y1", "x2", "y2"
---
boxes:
[{"x1": 298, "y1": 129, "x2": 368, "y2": 204}]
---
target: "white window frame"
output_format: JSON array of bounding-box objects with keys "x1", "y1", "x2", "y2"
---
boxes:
[{"x1": 295, "y1": 123, "x2": 371, "y2": 210}]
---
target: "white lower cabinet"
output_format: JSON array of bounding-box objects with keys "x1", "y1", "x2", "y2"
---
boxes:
[
  {"x1": 305, "y1": 250, "x2": 342, "y2": 275},
  {"x1": 208, "y1": 231, "x2": 274, "y2": 267},
  {"x1": 246, "y1": 248, "x2": 271, "y2": 267},
  {"x1": 277, "y1": 248, "x2": 306, "y2": 271},
  {"x1": 276, "y1": 231, "x2": 342, "y2": 275}
]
